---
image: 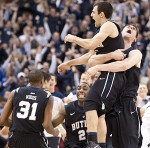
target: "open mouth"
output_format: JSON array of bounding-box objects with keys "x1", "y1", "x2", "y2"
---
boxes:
[
  {"x1": 77, "y1": 93, "x2": 85, "y2": 98},
  {"x1": 127, "y1": 30, "x2": 131, "y2": 34}
]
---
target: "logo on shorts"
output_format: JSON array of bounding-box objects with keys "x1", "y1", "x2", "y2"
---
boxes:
[
  {"x1": 101, "y1": 102, "x2": 105, "y2": 110},
  {"x1": 131, "y1": 111, "x2": 135, "y2": 114},
  {"x1": 99, "y1": 77, "x2": 105, "y2": 80},
  {"x1": 70, "y1": 112, "x2": 75, "y2": 116}
]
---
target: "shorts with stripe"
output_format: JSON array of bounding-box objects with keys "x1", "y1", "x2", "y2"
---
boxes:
[
  {"x1": 84, "y1": 72, "x2": 126, "y2": 116},
  {"x1": 8, "y1": 132, "x2": 50, "y2": 148}
]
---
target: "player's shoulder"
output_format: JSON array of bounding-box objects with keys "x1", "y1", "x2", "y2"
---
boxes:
[
  {"x1": 129, "y1": 48, "x2": 142, "y2": 56},
  {"x1": 100, "y1": 21, "x2": 119, "y2": 33},
  {"x1": 65, "y1": 100, "x2": 77, "y2": 111},
  {"x1": 102, "y1": 20, "x2": 117, "y2": 28},
  {"x1": 15, "y1": 87, "x2": 20, "y2": 93},
  {"x1": 43, "y1": 89, "x2": 52, "y2": 98},
  {"x1": 14, "y1": 86, "x2": 26, "y2": 93}
]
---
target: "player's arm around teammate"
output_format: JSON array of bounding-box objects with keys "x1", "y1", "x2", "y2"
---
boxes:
[
  {"x1": 58, "y1": 49, "x2": 124, "y2": 73},
  {"x1": 86, "y1": 49, "x2": 142, "y2": 76}
]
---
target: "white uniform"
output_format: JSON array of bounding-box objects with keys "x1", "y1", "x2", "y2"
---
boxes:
[
  {"x1": 141, "y1": 102, "x2": 150, "y2": 148},
  {"x1": 44, "y1": 96, "x2": 63, "y2": 138},
  {"x1": 137, "y1": 96, "x2": 150, "y2": 108}
]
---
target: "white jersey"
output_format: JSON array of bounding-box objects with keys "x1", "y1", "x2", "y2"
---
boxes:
[
  {"x1": 137, "y1": 96, "x2": 150, "y2": 108},
  {"x1": 44, "y1": 96, "x2": 63, "y2": 137},
  {"x1": 142, "y1": 102, "x2": 150, "y2": 128},
  {"x1": 67, "y1": 92, "x2": 77, "y2": 102},
  {"x1": 141, "y1": 102, "x2": 150, "y2": 148}
]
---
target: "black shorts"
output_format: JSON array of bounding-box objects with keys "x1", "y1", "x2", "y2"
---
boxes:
[
  {"x1": 64, "y1": 139, "x2": 87, "y2": 148},
  {"x1": 106, "y1": 100, "x2": 139, "y2": 148},
  {"x1": 47, "y1": 137, "x2": 60, "y2": 148},
  {"x1": 0, "y1": 136, "x2": 7, "y2": 148},
  {"x1": 8, "y1": 132, "x2": 50, "y2": 148},
  {"x1": 84, "y1": 72, "x2": 126, "y2": 116}
]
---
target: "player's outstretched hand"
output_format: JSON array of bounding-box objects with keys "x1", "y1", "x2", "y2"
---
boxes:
[
  {"x1": 58, "y1": 62, "x2": 70, "y2": 74},
  {"x1": 112, "y1": 49, "x2": 126, "y2": 61},
  {"x1": 64, "y1": 34, "x2": 76, "y2": 43}
]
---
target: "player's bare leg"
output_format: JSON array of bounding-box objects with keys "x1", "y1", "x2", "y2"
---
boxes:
[
  {"x1": 86, "y1": 110, "x2": 101, "y2": 148},
  {"x1": 97, "y1": 115, "x2": 107, "y2": 148}
]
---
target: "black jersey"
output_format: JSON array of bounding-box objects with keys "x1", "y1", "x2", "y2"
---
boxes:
[
  {"x1": 64, "y1": 100, "x2": 87, "y2": 143},
  {"x1": 95, "y1": 22, "x2": 124, "y2": 57},
  {"x1": 121, "y1": 47, "x2": 140, "y2": 101},
  {"x1": 10, "y1": 86, "x2": 51, "y2": 133}
]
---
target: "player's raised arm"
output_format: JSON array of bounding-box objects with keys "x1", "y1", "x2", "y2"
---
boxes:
[
  {"x1": 58, "y1": 50, "x2": 95, "y2": 73},
  {"x1": 64, "y1": 22, "x2": 117, "y2": 51}
]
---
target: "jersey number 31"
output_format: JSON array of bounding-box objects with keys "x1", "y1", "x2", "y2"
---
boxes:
[{"x1": 17, "y1": 101, "x2": 38, "y2": 120}]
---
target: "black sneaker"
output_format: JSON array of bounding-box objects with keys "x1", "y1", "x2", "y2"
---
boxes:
[{"x1": 86, "y1": 141, "x2": 101, "y2": 148}]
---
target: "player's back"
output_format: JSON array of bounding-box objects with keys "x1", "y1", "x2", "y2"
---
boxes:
[
  {"x1": 10, "y1": 86, "x2": 50, "y2": 133},
  {"x1": 64, "y1": 100, "x2": 87, "y2": 147}
]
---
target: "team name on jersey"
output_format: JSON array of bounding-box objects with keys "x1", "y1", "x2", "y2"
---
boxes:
[
  {"x1": 26, "y1": 95, "x2": 37, "y2": 100},
  {"x1": 71, "y1": 120, "x2": 87, "y2": 131}
]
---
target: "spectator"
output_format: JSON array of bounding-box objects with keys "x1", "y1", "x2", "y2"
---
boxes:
[
  {"x1": 137, "y1": 84, "x2": 150, "y2": 108},
  {"x1": 0, "y1": 0, "x2": 149, "y2": 104}
]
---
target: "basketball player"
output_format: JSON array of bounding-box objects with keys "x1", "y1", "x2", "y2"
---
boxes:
[
  {"x1": 42, "y1": 72, "x2": 66, "y2": 148},
  {"x1": 0, "y1": 70, "x2": 58, "y2": 148},
  {"x1": 86, "y1": 24, "x2": 142, "y2": 148},
  {"x1": 58, "y1": 1, "x2": 125, "y2": 147},
  {"x1": 52, "y1": 82, "x2": 91, "y2": 148},
  {"x1": 63, "y1": 72, "x2": 93, "y2": 104}
]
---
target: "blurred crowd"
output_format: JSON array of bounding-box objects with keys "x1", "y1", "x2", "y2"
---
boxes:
[{"x1": 0, "y1": 0, "x2": 149, "y2": 108}]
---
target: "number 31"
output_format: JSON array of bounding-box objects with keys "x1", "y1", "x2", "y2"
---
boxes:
[{"x1": 17, "y1": 101, "x2": 38, "y2": 120}]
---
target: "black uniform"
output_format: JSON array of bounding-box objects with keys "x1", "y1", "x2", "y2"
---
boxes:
[
  {"x1": 84, "y1": 22, "x2": 126, "y2": 116},
  {"x1": 8, "y1": 86, "x2": 51, "y2": 148},
  {"x1": 64, "y1": 100, "x2": 87, "y2": 148},
  {"x1": 106, "y1": 47, "x2": 140, "y2": 148}
]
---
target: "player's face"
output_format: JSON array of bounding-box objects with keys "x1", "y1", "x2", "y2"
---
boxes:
[
  {"x1": 138, "y1": 84, "x2": 148, "y2": 96},
  {"x1": 91, "y1": 6, "x2": 101, "y2": 28},
  {"x1": 122, "y1": 25, "x2": 137, "y2": 41},
  {"x1": 43, "y1": 79, "x2": 50, "y2": 90},
  {"x1": 76, "y1": 83, "x2": 90, "y2": 102},
  {"x1": 49, "y1": 76, "x2": 56, "y2": 87}
]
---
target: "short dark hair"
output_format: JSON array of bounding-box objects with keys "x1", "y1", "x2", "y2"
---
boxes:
[
  {"x1": 93, "y1": 1, "x2": 113, "y2": 19},
  {"x1": 80, "y1": 82, "x2": 91, "y2": 88},
  {"x1": 42, "y1": 71, "x2": 51, "y2": 81},
  {"x1": 50, "y1": 73, "x2": 57, "y2": 81},
  {"x1": 28, "y1": 70, "x2": 44, "y2": 84},
  {"x1": 126, "y1": 24, "x2": 139, "y2": 38}
]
